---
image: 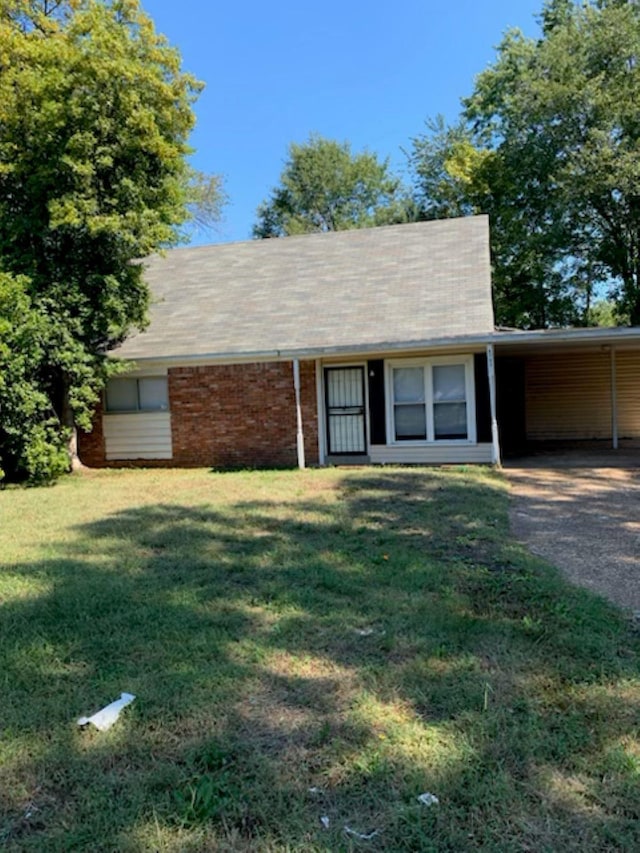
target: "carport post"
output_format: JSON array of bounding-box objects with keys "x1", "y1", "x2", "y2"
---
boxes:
[
  {"x1": 610, "y1": 347, "x2": 618, "y2": 450},
  {"x1": 486, "y1": 343, "x2": 502, "y2": 467},
  {"x1": 293, "y1": 359, "x2": 306, "y2": 469}
]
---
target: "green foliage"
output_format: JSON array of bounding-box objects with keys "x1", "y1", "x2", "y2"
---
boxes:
[
  {"x1": 253, "y1": 133, "x2": 410, "y2": 237},
  {"x1": 0, "y1": 0, "x2": 221, "y2": 482},
  {"x1": 585, "y1": 298, "x2": 621, "y2": 327},
  {"x1": 410, "y1": 0, "x2": 640, "y2": 327},
  {"x1": 0, "y1": 273, "x2": 69, "y2": 484}
]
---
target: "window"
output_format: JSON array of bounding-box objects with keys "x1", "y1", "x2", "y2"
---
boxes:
[
  {"x1": 393, "y1": 367, "x2": 427, "y2": 439},
  {"x1": 388, "y1": 357, "x2": 475, "y2": 443},
  {"x1": 105, "y1": 377, "x2": 169, "y2": 413},
  {"x1": 433, "y1": 364, "x2": 467, "y2": 439}
]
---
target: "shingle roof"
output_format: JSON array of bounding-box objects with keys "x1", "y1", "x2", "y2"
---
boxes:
[{"x1": 114, "y1": 215, "x2": 494, "y2": 362}]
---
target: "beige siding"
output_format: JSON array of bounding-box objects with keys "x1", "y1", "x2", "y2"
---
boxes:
[
  {"x1": 370, "y1": 444, "x2": 492, "y2": 465},
  {"x1": 525, "y1": 350, "x2": 640, "y2": 441},
  {"x1": 103, "y1": 412, "x2": 172, "y2": 460},
  {"x1": 526, "y1": 352, "x2": 611, "y2": 440},
  {"x1": 617, "y1": 350, "x2": 640, "y2": 439}
]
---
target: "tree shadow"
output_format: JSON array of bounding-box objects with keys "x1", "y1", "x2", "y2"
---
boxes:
[
  {"x1": 1, "y1": 468, "x2": 639, "y2": 850},
  {"x1": 506, "y1": 461, "x2": 640, "y2": 610}
]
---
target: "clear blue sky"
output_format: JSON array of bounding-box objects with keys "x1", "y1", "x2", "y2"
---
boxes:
[{"x1": 141, "y1": 1, "x2": 542, "y2": 245}]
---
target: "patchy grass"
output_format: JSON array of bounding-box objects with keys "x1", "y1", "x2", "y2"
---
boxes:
[{"x1": 0, "y1": 465, "x2": 639, "y2": 851}]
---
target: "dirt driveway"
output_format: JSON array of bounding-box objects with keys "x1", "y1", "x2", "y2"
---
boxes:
[{"x1": 506, "y1": 450, "x2": 640, "y2": 613}]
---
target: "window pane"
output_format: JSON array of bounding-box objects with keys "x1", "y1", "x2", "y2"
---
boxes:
[
  {"x1": 105, "y1": 379, "x2": 138, "y2": 412},
  {"x1": 433, "y1": 364, "x2": 466, "y2": 402},
  {"x1": 434, "y1": 403, "x2": 467, "y2": 438},
  {"x1": 394, "y1": 404, "x2": 426, "y2": 439},
  {"x1": 393, "y1": 367, "x2": 425, "y2": 403},
  {"x1": 139, "y1": 378, "x2": 169, "y2": 411}
]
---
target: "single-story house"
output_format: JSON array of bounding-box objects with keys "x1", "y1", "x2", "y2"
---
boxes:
[{"x1": 78, "y1": 215, "x2": 640, "y2": 469}]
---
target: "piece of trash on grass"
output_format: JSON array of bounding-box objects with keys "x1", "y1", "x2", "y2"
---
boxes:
[
  {"x1": 320, "y1": 815, "x2": 330, "y2": 829},
  {"x1": 77, "y1": 692, "x2": 136, "y2": 732},
  {"x1": 308, "y1": 786, "x2": 324, "y2": 794},
  {"x1": 355, "y1": 628, "x2": 375, "y2": 636},
  {"x1": 417, "y1": 792, "x2": 439, "y2": 806},
  {"x1": 344, "y1": 826, "x2": 380, "y2": 841}
]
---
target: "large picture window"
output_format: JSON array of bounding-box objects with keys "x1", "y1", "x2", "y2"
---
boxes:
[
  {"x1": 105, "y1": 377, "x2": 169, "y2": 413},
  {"x1": 387, "y1": 357, "x2": 475, "y2": 443}
]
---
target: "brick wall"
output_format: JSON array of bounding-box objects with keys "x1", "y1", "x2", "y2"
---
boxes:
[
  {"x1": 78, "y1": 359, "x2": 319, "y2": 468},
  {"x1": 78, "y1": 399, "x2": 106, "y2": 468}
]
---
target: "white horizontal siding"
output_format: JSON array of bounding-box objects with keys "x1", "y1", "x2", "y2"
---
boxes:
[
  {"x1": 369, "y1": 443, "x2": 493, "y2": 465},
  {"x1": 103, "y1": 412, "x2": 172, "y2": 460}
]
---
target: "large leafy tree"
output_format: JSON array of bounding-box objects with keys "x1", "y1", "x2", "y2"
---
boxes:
[
  {"x1": 410, "y1": 0, "x2": 640, "y2": 327},
  {"x1": 0, "y1": 0, "x2": 222, "y2": 482},
  {"x1": 253, "y1": 134, "x2": 411, "y2": 238}
]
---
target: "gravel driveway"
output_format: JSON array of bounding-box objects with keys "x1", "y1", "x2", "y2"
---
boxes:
[{"x1": 506, "y1": 450, "x2": 640, "y2": 612}]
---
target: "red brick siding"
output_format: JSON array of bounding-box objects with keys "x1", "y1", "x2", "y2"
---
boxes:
[
  {"x1": 78, "y1": 399, "x2": 106, "y2": 468},
  {"x1": 78, "y1": 360, "x2": 319, "y2": 468}
]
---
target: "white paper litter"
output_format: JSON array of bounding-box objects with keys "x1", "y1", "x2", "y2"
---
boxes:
[
  {"x1": 77, "y1": 692, "x2": 136, "y2": 731},
  {"x1": 308, "y1": 786, "x2": 324, "y2": 794},
  {"x1": 344, "y1": 826, "x2": 380, "y2": 841},
  {"x1": 417, "y1": 792, "x2": 439, "y2": 806},
  {"x1": 354, "y1": 627, "x2": 386, "y2": 637},
  {"x1": 320, "y1": 815, "x2": 330, "y2": 829}
]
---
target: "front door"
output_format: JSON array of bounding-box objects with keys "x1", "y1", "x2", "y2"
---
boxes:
[{"x1": 325, "y1": 367, "x2": 366, "y2": 454}]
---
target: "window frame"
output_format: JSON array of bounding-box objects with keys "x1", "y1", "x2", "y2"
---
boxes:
[
  {"x1": 385, "y1": 355, "x2": 477, "y2": 445},
  {"x1": 104, "y1": 376, "x2": 169, "y2": 414}
]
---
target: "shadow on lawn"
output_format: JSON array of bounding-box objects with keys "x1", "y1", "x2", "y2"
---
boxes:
[{"x1": 1, "y1": 469, "x2": 640, "y2": 851}]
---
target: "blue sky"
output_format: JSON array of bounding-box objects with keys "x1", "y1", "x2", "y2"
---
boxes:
[{"x1": 141, "y1": 1, "x2": 542, "y2": 244}]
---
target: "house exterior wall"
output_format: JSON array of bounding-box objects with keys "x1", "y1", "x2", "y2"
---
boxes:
[
  {"x1": 320, "y1": 351, "x2": 493, "y2": 465},
  {"x1": 102, "y1": 412, "x2": 172, "y2": 460},
  {"x1": 616, "y1": 350, "x2": 640, "y2": 439},
  {"x1": 524, "y1": 349, "x2": 640, "y2": 441},
  {"x1": 78, "y1": 359, "x2": 318, "y2": 468}
]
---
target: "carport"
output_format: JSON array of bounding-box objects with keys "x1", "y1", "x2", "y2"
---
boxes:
[{"x1": 492, "y1": 327, "x2": 640, "y2": 460}]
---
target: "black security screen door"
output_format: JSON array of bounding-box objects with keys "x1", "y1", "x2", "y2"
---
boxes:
[{"x1": 325, "y1": 367, "x2": 366, "y2": 454}]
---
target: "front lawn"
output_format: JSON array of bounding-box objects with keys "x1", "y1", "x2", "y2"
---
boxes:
[{"x1": 1, "y1": 466, "x2": 638, "y2": 851}]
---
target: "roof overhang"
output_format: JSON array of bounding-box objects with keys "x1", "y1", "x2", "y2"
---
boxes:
[
  {"x1": 491, "y1": 326, "x2": 640, "y2": 355},
  {"x1": 108, "y1": 325, "x2": 640, "y2": 372},
  {"x1": 108, "y1": 332, "x2": 495, "y2": 371}
]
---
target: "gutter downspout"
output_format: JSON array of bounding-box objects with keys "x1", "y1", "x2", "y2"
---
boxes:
[
  {"x1": 610, "y1": 347, "x2": 618, "y2": 450},
  {"x1": 293, "y1": 359, "x2": 306, "y2": 469},
  {"x1": 486, "y1": 343, "x2": 502, "y2": 467}
]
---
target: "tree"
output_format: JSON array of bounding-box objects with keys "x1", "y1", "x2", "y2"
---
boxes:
[
  {"x1": 253, "y1": 134, "x2": 410, "y2": 238},
  {"x1": 0, "y1": 0, "x2": 222, "y2": 482},
  {"x1": 409, "y1": 0, "x2": 640, "y2": 327},
  {"x1": 0, "y1": 274, "x2": 69, "y2": 483}
]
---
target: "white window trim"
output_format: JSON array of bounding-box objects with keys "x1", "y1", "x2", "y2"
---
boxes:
[{"x1": 385, "y1": 355, "x2": 477, "y2": 445}]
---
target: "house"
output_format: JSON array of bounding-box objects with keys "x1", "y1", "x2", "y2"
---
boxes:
[{"x1": 78, "y1": 215, "x2": 640, "y2": 469}]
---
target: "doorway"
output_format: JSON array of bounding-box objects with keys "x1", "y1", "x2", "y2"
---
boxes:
[{"x1": 325, "y1": 367, "x2": 367, "y2": 455}]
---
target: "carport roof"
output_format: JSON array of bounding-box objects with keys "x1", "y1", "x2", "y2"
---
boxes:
[
  {"x1": 113, "y1": 216, "x2": 494, "y2": 363},
  {"x1": 492, "y1": 325, "x2": 640, "y2": 353}
]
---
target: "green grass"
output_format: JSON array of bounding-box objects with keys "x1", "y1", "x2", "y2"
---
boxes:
[{"x1": 0, "y1": 466, "x2": 639, "y2": 851}]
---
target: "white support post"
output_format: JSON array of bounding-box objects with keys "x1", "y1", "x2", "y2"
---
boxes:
[
  {"x1": 486, "y1": 343, "x2": 502, "y2": 467},
  {"x1": 293, "y1": 359, "x2": 306, "y2": 470},
  {"x1": 610, "y1": 347, "x2": 618, "y2": 450},
  {"x1": 315, "y1": 359, "x2": 326, "y2": 466}
]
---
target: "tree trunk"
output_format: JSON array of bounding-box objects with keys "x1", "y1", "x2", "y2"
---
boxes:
[{"x1": 62, "y1": 387, "x2": 83, "y2": 472}]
